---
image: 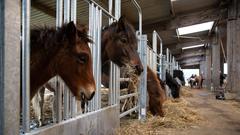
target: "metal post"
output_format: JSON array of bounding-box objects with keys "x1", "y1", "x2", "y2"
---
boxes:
[
  {"x1": 138, "y1": 35, "x2": 147, "y2": 121},
  {"x1": 166, "y1": 48, "x2": 169, "y2": 73},
  {"x1": 96, "y1": 8, "x2": 102, "y2": 109},
  {"x1": 152, "y1": 31, "x2": 157, "y2": 71},
  {"x1": 70, "y1": 0, "x2": 77, "y2": 117},
  {"x1": 55, "y1": 0, "x2": 63, "y2": 122},
  {"x1": 0, "y1": 0, "x2": 21, "y2": 134},
  {"x1": 162, "y1": 55, "x2": 166, "y2": 80},
  {"x1": 63, "y1": 0, "x2": 70, "y2": 119},
  {"x1": 108, "y1": 0, "x2": 113, "y2": 106},
  {"x1": 22, "y1": 0, "x2": 31, "y2": 132}
]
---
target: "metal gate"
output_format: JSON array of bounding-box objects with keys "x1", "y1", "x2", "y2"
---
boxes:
[{"x1": 20, "y1": 0, "x2": 146, "y2": 135}]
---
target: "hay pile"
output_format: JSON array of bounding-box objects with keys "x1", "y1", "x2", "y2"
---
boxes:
[
  {"x1": 117, "y1": 97, "x2": 203, "y2": 135},
  {"x1": 180, "y1": 86, "x2": 194, "y2": 97}
]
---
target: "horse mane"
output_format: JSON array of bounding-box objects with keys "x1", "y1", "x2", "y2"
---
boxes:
[
  {"x1": 30, "y1": 23, "x2": 92, "y2": 55},
  {"x1": 102, "y1": 17, "x2": 137, "y2": 43}
]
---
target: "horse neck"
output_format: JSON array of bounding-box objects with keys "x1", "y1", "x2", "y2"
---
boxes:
[
  {"x1": 101, "y1": 25, "x2": 117, "y2": 64},
  {"x1": 30, "y1": 29, "x2": 60, "y2": 98},
  {"x1": 101, "y1": 31, "x2": 109, "y2": 65}
]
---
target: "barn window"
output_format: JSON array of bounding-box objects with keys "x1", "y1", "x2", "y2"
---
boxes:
[
  {"x1": 182, "y1": 44, "x2": 204, "y2": 50},
  {"x1": 177, "y1": 21, "x2": 214, "y2": 35}
]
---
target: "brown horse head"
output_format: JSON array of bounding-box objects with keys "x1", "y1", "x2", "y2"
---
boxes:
[
  {"x1": 30, "y1": 22, "x2": 95, "y2": 101},
  {"x1": 101, "y1": 16, "x2": 143, "y2": 75}
]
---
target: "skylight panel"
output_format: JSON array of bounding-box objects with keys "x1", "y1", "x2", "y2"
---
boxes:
[
  {"x1": 177, "y1": 21, "x2": 214, "y2": 35},
  {"x1": 182, "y1": 44, "x2": 204, "y2": 50}
]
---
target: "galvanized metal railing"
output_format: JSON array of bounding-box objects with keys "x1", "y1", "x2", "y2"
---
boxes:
[{"x1": 20, "y1": 0, "x2": 149, "y2": 134}]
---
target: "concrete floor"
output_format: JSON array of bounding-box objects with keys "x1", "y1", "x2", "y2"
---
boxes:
[{"x1": 171, "y1": 88, "x2": 240, "y2": 135}]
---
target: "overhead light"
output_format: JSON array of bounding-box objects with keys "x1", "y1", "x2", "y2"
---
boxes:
[
  {"x1": 177, "y1": 21, "x2": 214, "y2": 35},
  {"x1": 182, "y1": 44, "x2": 204, "y2": 50}
]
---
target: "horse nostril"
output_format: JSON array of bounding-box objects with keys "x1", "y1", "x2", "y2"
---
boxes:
[
  {"x1": 135, "y1": 65, "x2": 143, "y2": 75},
  {"x1": 89, "y1": 91, "x2": 95, "y2": 100}
]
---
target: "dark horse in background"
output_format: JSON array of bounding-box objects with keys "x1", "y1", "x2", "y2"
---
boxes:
[
  {"x1": 173, "y1": 70, "x2": 185, "y2": 86},
  {"x1": 30, "y1": 21, "x2": 95, "y2": 101},
  {"x1": 166, "y1": 71, "x2": 181, "y2": 98}
]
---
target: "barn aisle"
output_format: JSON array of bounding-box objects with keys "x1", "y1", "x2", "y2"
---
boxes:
[
  {"x1": 119, "y1": 87, "x2": 240, "y2": 135},
  {"x1": 183, "y1": 88, "x2": 240, "y2": 135}
]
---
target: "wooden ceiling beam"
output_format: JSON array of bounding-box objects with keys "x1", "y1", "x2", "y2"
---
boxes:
[{"x1": 176, "y1": 52, "x2": 205, "y2": 61}]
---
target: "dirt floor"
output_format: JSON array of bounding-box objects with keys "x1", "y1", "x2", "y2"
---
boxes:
[{"x1": 119, "y1": 87, "x2": 240, "y2": 135}]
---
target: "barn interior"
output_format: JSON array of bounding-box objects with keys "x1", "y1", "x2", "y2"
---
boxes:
[
  {"x1": 1, "y1": 0, "x2": 240, "y2": 135},
  {"x1": 30, "y1": 0, "x2": 233, "y2": 91}
]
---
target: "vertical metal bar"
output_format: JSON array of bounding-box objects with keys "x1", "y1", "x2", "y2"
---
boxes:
[
  {"x1": 55, "y1": 0, "x2": 63, "y2": 122},
  {"x1": 64, "y1": 0, "x2": 70, "y2": 23},
  {"x1": 92, "y1": 5, "x2": 97, "y2": 111},
  {"x1": 22, "y1": 0, "x2": 31, "y2": 132},
  {"x1": 88, "y1": 3, "x2": 94, "y2": 112},
  {"x1": 63, "y1": 0, "x2": 70, "y2": 119},
  {"x1": 152, "y1": 31, "x2": 157, "y2": 71},
  {"x1": 138, "y1": 35, "x2": 147, "y2": 121},
  {"x1": 108, "y1": 0, "x2": 113, "y2": 106},
  {"x1": 70, "y1": 0, "x2": 77, "y2": 117},
  {"x1": 94, "y1": 6, "x2": 99, "y2": 110},
  {"x1": 166, "y1": 48, "x2": 169, "y2": 72},
  {"x1": 116, "y1": 0, "x2": 121, "y2": 105},
  {"x1": 56, "y1": 0, "x2": 63, "y2": 27},
  {"x1": 71, "y1": 0, "x2": 77, "y2": 24},
  {"x1": 97, "y1": 9, "x2": 102, "y2": 109}
]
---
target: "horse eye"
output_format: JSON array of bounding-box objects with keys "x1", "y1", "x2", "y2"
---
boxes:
[
  {"x1": 120, "y1": 38, "x2": 127, "y2": 43},
  {"x1": 77, "y1": 53, "x2": 88, "y2": 64}
]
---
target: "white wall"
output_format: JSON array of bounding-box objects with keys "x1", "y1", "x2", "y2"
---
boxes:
[{"x1": 182, "y1": 69, "x2": 200, "y2": 86}]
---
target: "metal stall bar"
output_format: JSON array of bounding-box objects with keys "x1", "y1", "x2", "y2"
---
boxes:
[
  {"x1": 166, "y1": 48, "x2": 169, "y2": 73},
  {"x1": 152, "y1": 30, "x2": 163, "y2": 79},
  {"x1": 108, "y1": 0, "x2": 113, "y2": 106},
  {"x1": 119, "y1": 93, "x2": 138, "y2": 100},
  {"x1": 22, "y1": 0, "x2": 31, "y2": 132},
  {"x1": 88, "y1": 3, "x2": 95, "y2": 112},
  {"x1": 162, "y1": 55, "x2": 166, "y2": 81},
  {"x1": 152, "y1": 31, "x2": 157, "y2": 71},
  {"x1": 63, "y1": 0, "x2": 70, "y2": 120},
  {"x1": 86, "y1": 0, "x2": 116, "y2": 111},
  {"x1": 70, "y1": 0, "x2": 77, "y2": 117},
  {"x1": 138, "y1": 34, "x2": 147, "y2": 121},
  {"x1": 120, "y1": 106, "x2": 139, "y2": 118},
  {"x1": 55, "y1": 0, "x2": 63, "y2": 123},
  {"x1": 96, "y1": 8, "x2": 102, "y2": 109},
  {"x1": 84, "y1": 0, "x2": 117, "y2": 19},
  {"x1": 130, "y1": 0, "x2": 146, "y2": 121},
  {"x1": 87, "y1": 2, "x2": 94, "y2": 113},
  {"x1": 114, "y1": 0, "x2": 121, "y2": 106}
]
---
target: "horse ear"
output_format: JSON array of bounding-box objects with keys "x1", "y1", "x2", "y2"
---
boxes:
[
  {"x1": 66, "y1": 21, "x2": 77, "y2": 40},
  {"x1": 117, "y1": 16, "x2": 126, "y2": 32}
]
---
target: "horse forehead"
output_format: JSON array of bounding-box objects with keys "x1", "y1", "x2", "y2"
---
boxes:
[{"x1": 75, "y1": 43, "x2": 90, "y2": 53}]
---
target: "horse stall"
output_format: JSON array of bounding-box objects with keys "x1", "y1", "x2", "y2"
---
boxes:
[{"x1": 18, "y1": 0, "x2": 148, "y2": 135}]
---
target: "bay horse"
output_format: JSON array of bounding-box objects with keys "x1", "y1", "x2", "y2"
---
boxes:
[
  {"x1": 188, "y1": 74, "x2": 204, "y2": 89},
  {"x1": 101, "y1": 16, "x2": 143, "y2": 87},
  {"x1": 32, "y1": 16, "x2": 143, "y2": 123},
  {"x1": 147, "y1": 67, "x2": 166, "y2": 116},
  {"x1": 30, "y1": 21, "x2": 95, "y2": 101}
]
